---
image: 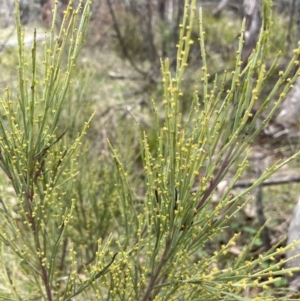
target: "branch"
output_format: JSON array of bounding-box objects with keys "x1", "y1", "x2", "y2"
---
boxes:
[
  {"x1": 286, "y1": 0, "x2": 297, "y2": 48},
  {"x1": 195, "y1": 146, "x2": 234, "y2": 211},
  {"x1": 255, "y1": 164, "x2": 271, "y2": 252},
  {"x1": 191, "y1": 174, "x2": 300, "y2": 192},
  {"x1": 234, "y1": 174, "x2": 300, "y2": 188},
  {"x1": 66, "y1": 253, "x2": 118, "y2": 301},
  {"x1": 146, "y1": 0, "x2": 159, "y2": 63},
  {"x1": 212, "y1": 0, "x2": 231, "y2": 17},
  {"x1": 142, "y1": 238, "x2": 172, "y2": 301},
  {"x1": 106, "y1": 0, "x2": 153, "y2": 81}
]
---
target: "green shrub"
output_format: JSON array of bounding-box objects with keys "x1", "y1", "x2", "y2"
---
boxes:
[
  {"x1": 106, "y1": 1, "x2": 300, "y2": 300},
  {"x1": 1, "y1": 0, "x2": 300, "y2": 300},
  {"x1": 0, "y1": 1, "x2": 106, "y2": 300}
]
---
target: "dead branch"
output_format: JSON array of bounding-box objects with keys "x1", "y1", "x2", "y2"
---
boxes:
[
  {"x1": 106, "y1": 0, "x2": 155, "y2": 82},
  {"x1": 0, "y1": 26, "x2": 16, "y2": 52},
  {"x1": 286, "y1": 0, "x2": 297, "y2": 49},
  {"x1": 0, "y1": 34, "x2": 46, "y2": 50},
  {"x1": 146, "y1": 0, "x2": 159, "y2": 64},
  {"x1": 241, "y1": 0, "x2": 261, "y2": 67},
  {"x1": 212, "y1": 0, "x2": 231, "y2": 17},
  {"x1": 233, "y1": 174, "x2": 300, "y2": 188},
  {"x1": 191, "y1": 174, "x2": 300, "y2": 192},
  {"x1": 255, "y1": 163, "x2": 271, "y2": 252}
]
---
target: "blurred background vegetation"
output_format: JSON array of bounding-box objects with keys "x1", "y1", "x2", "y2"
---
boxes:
[{"x1": 1, "y1": 0, "x2": 300, "y2": 298}]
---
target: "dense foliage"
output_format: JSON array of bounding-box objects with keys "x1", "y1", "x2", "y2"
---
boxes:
[{"x1": 1, "y1": 0, "x2": 300, "y2": 300}]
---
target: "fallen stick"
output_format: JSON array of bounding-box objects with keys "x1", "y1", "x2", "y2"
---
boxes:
[{"x1": 191, "y1": 174, "x2": 300, "y2": 192}]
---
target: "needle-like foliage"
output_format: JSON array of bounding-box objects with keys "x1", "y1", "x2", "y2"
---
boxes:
[
  {"x1": 107, "y1": 0, "x2": 300, "y2": 300},
  {"x1": 1, "y1": 0, "x2": 300, "y2": 300},
  {"x1": 0, "y1": 1, "x2": 115, "y2": 300}
]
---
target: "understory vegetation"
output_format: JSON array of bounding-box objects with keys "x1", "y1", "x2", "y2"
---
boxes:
[{"x1": 1, "y1": 0, "x2": 300, "y2": 300}]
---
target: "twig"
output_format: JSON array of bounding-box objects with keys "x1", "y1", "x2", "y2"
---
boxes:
[
  {"x1": 158, "y1": 0, "x2": 167, "y2": 57},
  {"x1": 196, "y1": 146, "x2": 234, "y2": 211},
  {"x1": 108, "y1": 71, "x2": 141, "y2": 80},
  {"x1": 106, "y1": 0, "x2": 153, "y2": 81},
  {"x1": 59, "y1": 238, "x2": 68, "y2": 272},
  {"x1": 171, "y1": 0, "x2": 184, "y2": 70},
  {"x1": 0, "y1": 34, "x2": 46, "y2": 50},
  {"x1": 66, "y1": 253, "x2": 118, "y2": 301},
  {"x1": 212, "y1": 0, "x2": 231, "y2": 17},
  {"x1": 146, "y1": 0, "x2": 159, "y2": 64},
  {"x1": 191, "y1": 174, "x2": 300, "y2": 192},
  {"x1": 0, "y1": 26, "x2": 16, "y2": 52},
  {"x1": 255, "y1": 162, "x2": 271, "y2": 252},
  {"x1": 287, "y1": 0, "x2": 297, "y2": 49},
  {"x1": 241, "y1": 0, "x2": 262, "y2": 67},
  {"x1": 233, "y1": 174, "x2": 300, "y2": 188},
  {"x1": 142, "y1": 238, "x2": 172, "y2": 301}
]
